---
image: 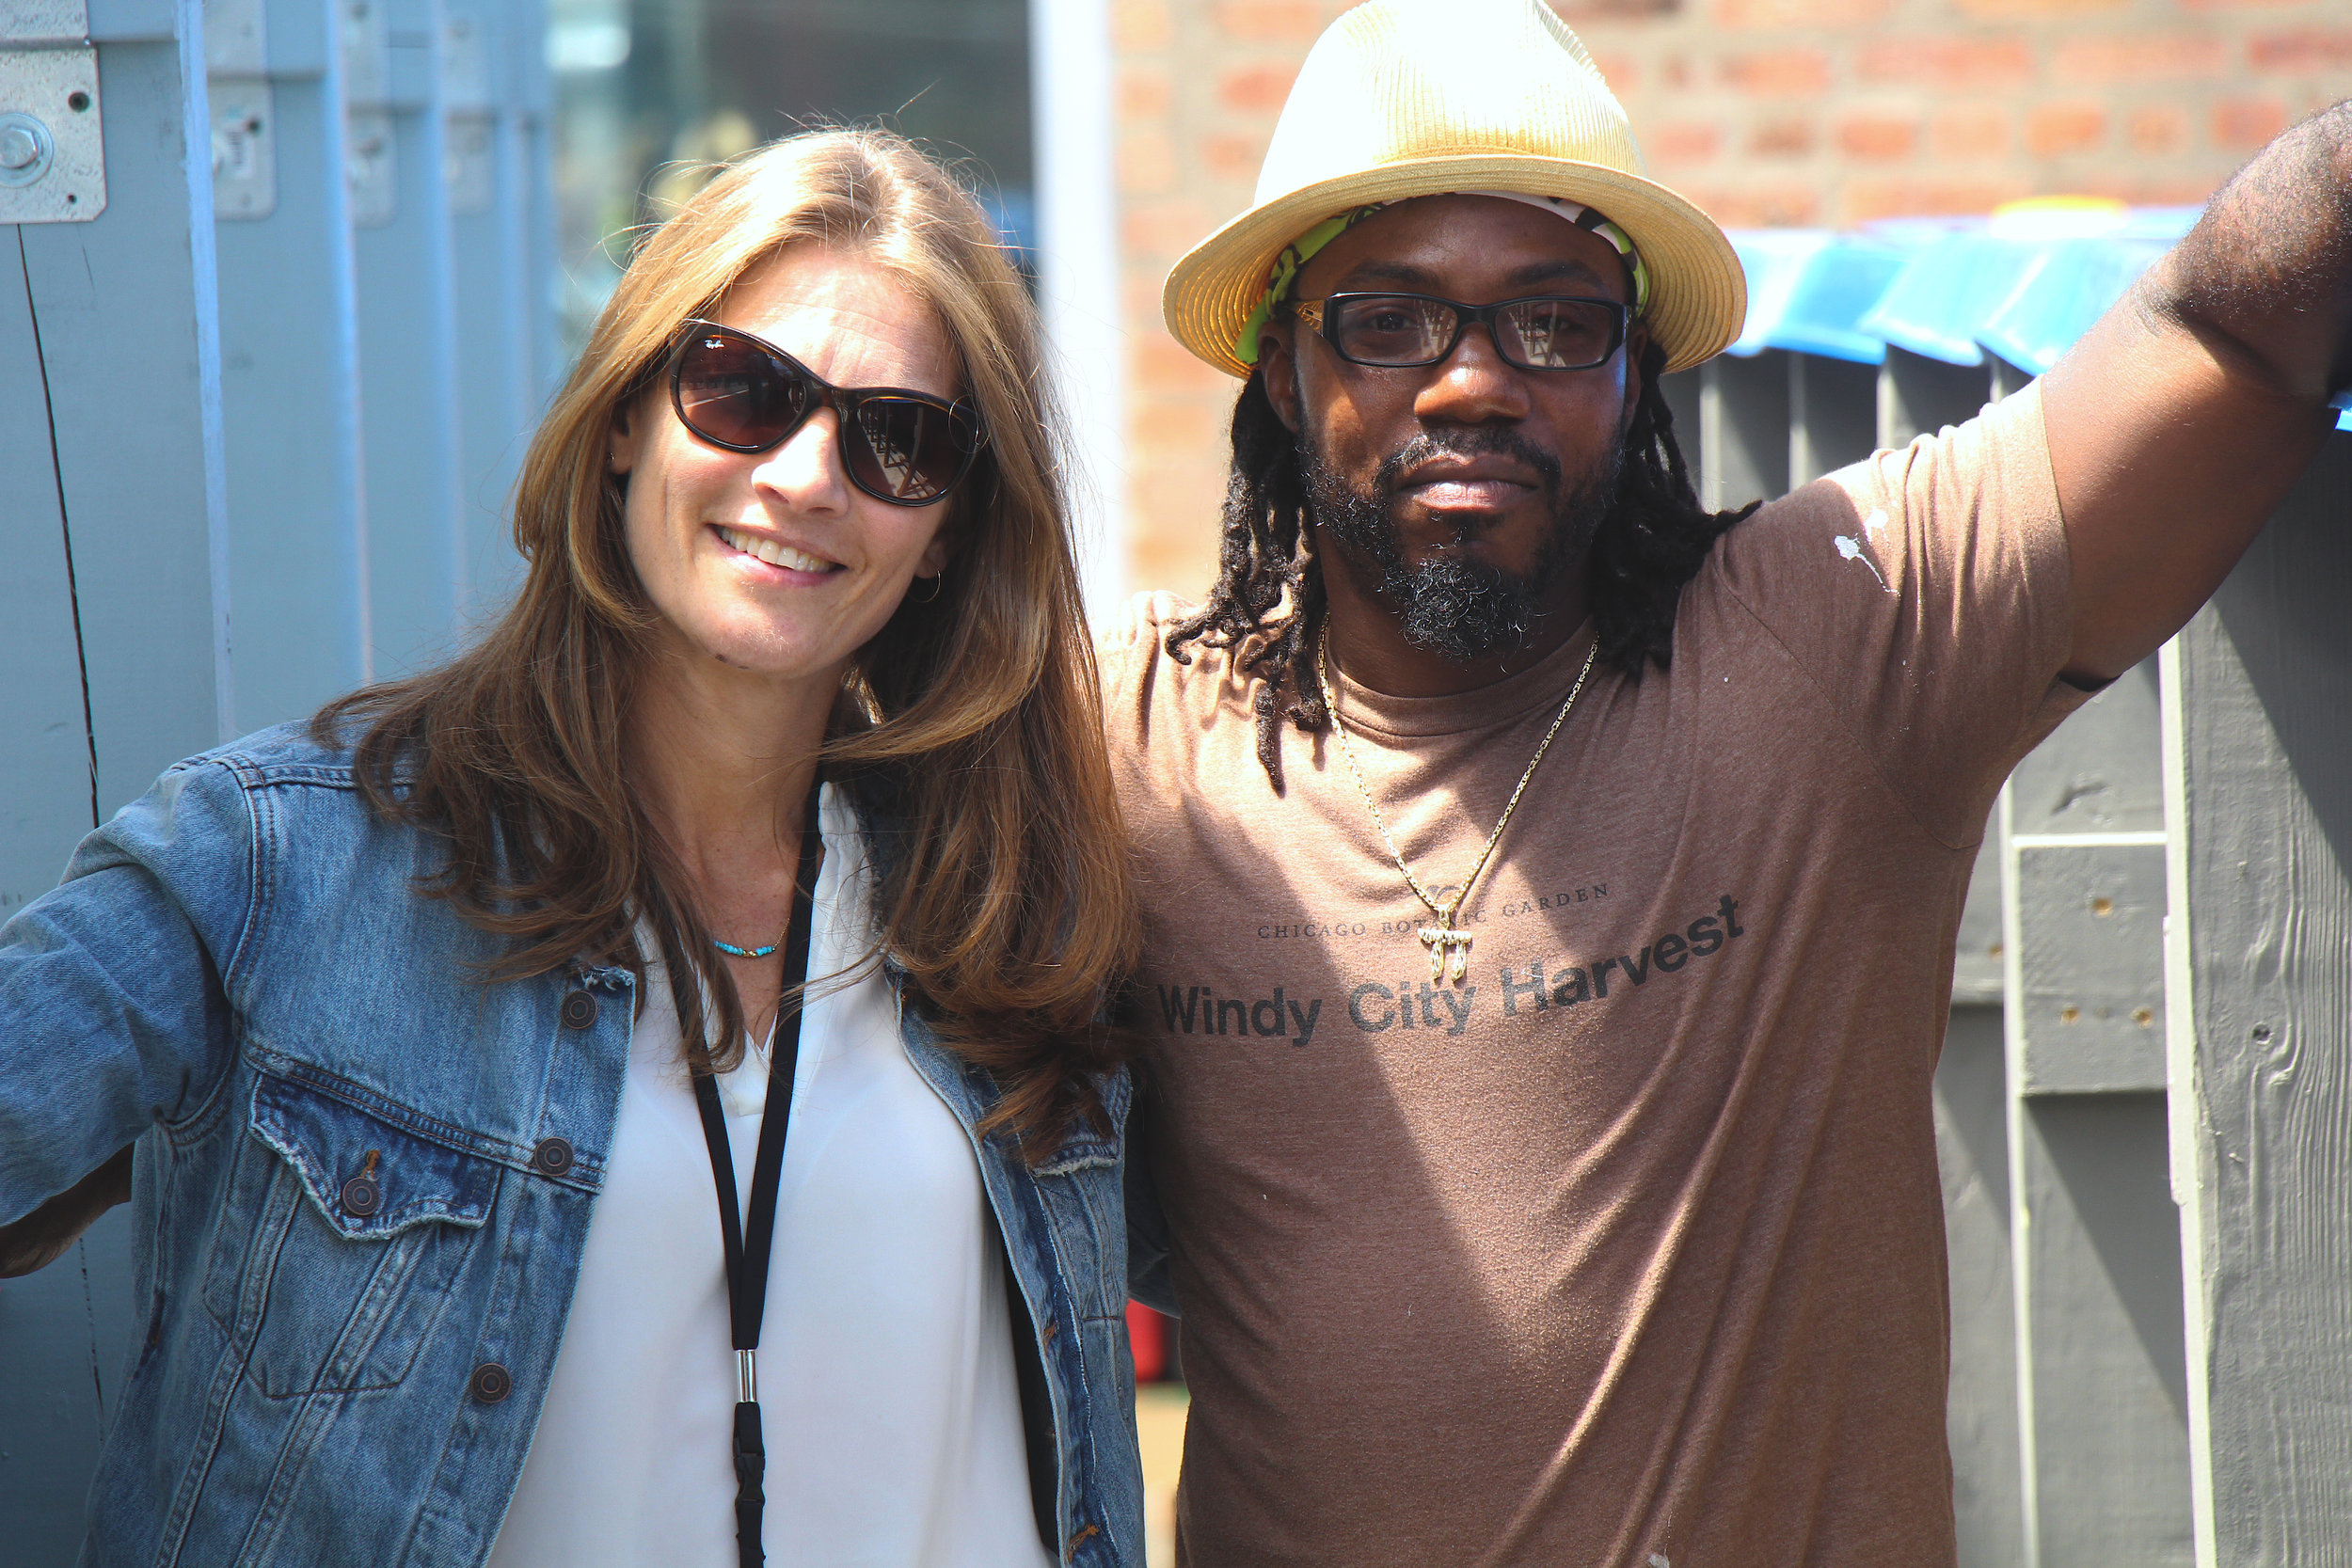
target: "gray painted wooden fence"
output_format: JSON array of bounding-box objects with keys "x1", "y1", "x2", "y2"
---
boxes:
[
  {"x1": 2, "y1": 2, "x2": 224, "y2": 1549},
  {"x1": 2166, "y1": 439, "x2": 2352, "y2": 1563},
  {"x1": 0, "y1": 0, "x2": 551, "y2": 1553}
]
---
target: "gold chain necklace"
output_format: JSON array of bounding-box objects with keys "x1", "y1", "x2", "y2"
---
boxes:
[{"x1": 1316, "y1": 626, "x2": 1597, "y2": 985}]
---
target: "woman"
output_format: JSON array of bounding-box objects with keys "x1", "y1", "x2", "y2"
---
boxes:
[{"x1": 0, "y1": 130, "x2": 1143, "y2": 1567}]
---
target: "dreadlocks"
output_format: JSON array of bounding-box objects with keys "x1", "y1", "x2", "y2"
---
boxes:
[{"x1": 1162, "y1": 339, "x2": 1759, "y2": 787}]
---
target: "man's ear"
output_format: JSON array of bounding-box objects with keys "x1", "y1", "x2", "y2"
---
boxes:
[
  {"x1": 608, "y1": 395, "x2": 641, "y2": 476},
  {"x1": 1258, "y1": 323, "x2": 1304, "y2": 436}
]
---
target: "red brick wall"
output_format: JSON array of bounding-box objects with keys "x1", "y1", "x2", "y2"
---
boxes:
[{"x1": 1112, "y1": 0, "x2": 2352, "y2": 597}]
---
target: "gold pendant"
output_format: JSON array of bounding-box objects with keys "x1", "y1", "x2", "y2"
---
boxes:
[{"x1": 1419, "y1": 920, "x2": 1472, "y2": 984}]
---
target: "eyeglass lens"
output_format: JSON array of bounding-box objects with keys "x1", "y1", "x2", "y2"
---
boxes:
[
  {"x1": 673, "y1": 328, "x2": 977, "y2": 503},
  {"x1": 1327, "y1": 295, "x2": 1623, "y2": 371}
]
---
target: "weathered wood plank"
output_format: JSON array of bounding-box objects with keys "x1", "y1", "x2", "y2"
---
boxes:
[
  {"x1": 1697, "y1": 348, "x2": 1788, "y2": 512},
  {"x1": 447, "y1": 0, "x2": 532, "y2": 623},
  {"x1": 21, "y1": 28, "x2": 230, "y2": 806},
  {"x1": 1937, "y1": 1002, "x2": 2027, "y2": 1568},
  {"x1": 1788, "y1": 351, "x2": 1876, "y2": 486},
  {"x1": 352, "y1": 0, "x2": 465, "y2": 677},
  {"x1": 0, "y1": 230, "x2": 96, "y2": 916},
  {"x1": 2014, "y1": 1093, "x2": 2194, "y2": 1566},
  {"x1": 1876, "y1": 345, "x2": 1991, "y2": 450},
  {"x1": 1660, "y1": 367, "x2": 1703, "y2": 499},
  {"x1": 0, "y1": 224, "x2": 109, "y2": 1568},
  {"x1": 2, "y1": 9, "x2": 211, "y2": 1557},
  {"x1": 212, "y1": 0, "x2": 370, "y2": 731},
  {"x1": 2015, "y1": 843, "x2": 2167, "y2": 1095},
  {"x1": 2169, "y1": 433, "x2": 2352, "y2": 1565},
  {"x1": 2000, "y1": 637, "x2": 2189, "y2": 1561},
  {"x1": 2011, "y1": 660, "x2": 2165, "y2": 837}
]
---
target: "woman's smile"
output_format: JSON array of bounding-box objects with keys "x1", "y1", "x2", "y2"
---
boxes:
[{"x1": 712, "y1": 523, "x2": 843, "y2": 578}]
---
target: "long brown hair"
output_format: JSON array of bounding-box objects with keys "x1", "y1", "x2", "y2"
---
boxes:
[{"x1": 318, "y1": 129, "x2": 1138, "y2": 1155}]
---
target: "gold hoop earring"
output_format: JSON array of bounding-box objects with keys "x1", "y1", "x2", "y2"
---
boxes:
[{"x1": 907, "y1": 572, "x2": 944, "y2": 605}]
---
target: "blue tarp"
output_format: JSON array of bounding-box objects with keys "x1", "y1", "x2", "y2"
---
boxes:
[{"x1": 1724, "y1": 205, "x2": 2352, "y2": 432}]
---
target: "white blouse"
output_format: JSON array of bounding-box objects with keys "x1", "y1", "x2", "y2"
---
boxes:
[{"x1": 488, "y1": 784, "x2": 1051, "y2": 1568}]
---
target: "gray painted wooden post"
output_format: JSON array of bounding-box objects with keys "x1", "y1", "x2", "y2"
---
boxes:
[
  {"x1": 2000, "y1": 657, "x2": 2190, "y2": 1567},
  {"x1": 1879, "y1": 345, "x2": 1993, "y2": 457},
  {"x1": 1787, "y1": 351, "x2": 1874, "y2": 487},
  {"x1": 445, "y1": 0, "x2": 534, "y2": 620},
  {"x1": 1659, "y1": 366, "x2": 1703, "y2": 498},
  {"x1": 0, "y1": 0, "x2": 224, "y2": 1554},
  {"x1": 513, "y1": 0, "x2": 554, "y2": 406},
  {"x1": 207, "y1": 0, "x2": 369, "y2": 731},
  {"x1": 346, "y1": 0, "x2": 464, "y2": 675},
  {"x1": 1697, "y1": 347, "x2": 1787, "y2": 512},
  {"x1": 23, "y1": 0, "x2": 231, "y2": 799},
  {"x1": 0, "y1": 76, "x2": 118, "y2": 1568},
  {"x1": 2164, "y1": 432, "x2": 2352, "y2": 1565}
]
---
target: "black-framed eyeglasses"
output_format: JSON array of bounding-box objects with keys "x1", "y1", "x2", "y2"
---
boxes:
[
  {"x1": 667, "y1": 320, "x2": 986, "y2": 507},
  {"x1": 1294, "y1": 293, "x2": 1631, "y2": 372}
]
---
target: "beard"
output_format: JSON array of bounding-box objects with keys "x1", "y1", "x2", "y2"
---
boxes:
[{"x1": 1300, "y1": 420, "x2": 1623, "y2": 663}]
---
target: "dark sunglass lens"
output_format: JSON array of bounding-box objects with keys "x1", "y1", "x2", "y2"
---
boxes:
[
  {"x1": 1330, "y1": 295, "x2": 1454, "y2": 365},
  {"x1": 846, "y1": 397, "x2": 972, "y2": 501},
  {"x1": 1502, "y1": 300, "x2": 1620, "y2": 369},
  {"x1": 675, "y1": 332, "x2": 806, "y2": 449}
]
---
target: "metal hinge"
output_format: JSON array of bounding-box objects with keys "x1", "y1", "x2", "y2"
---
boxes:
[
  {"x1": 204, "y1": 0, "x2": 274, "y2": 218},
  {"x1": 442, "y1": 4, "x2": 491, "y2": 215},
  {"x1": 0, "y1": 0, "x2": 104, "y2": 224},
  {"x1": 342, "y1": 0, "x2": 393, "y2": 226}
]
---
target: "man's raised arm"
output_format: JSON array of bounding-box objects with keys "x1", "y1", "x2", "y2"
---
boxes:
[{"x1": 2043, "y1": 102, "x2": 2352, "y2": 686}]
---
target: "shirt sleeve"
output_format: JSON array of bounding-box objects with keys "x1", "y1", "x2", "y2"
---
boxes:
[
  {"x1": 0, "y1": 757, "x2": 252, "y2": 1225},
  {"x1": 1698, "y1": 381, "x2": 2091, "y2": 849},
  {"x1": 1095, "y1": 590, "x2": 1196, "y2": 750}
]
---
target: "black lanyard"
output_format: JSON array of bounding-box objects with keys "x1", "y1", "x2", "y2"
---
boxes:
[{"x1": 691, "y1": 784, "x2": 825, "y2": 1568}]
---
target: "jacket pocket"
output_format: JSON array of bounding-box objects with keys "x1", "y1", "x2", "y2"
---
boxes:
[
  {"x1": 200, "y1": 1069, "x2": 501, "y2": 1397},
  {"x1": 1031, "y1": 1067, "x2": 1131, "y2": 1177}
]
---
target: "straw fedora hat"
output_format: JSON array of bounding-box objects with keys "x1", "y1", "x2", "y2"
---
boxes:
[{"x1": 1163, "y1": 0, "x2": 1746, "y2": 379}]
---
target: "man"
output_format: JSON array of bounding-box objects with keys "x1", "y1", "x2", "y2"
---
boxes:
[{"x1": 1102, "y1": 1, "x2": 2351, "y2": 1563}]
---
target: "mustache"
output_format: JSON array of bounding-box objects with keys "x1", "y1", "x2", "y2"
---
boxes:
[{"x1": 1372, "y1": 424, "x2": 1565, "y2": 502}]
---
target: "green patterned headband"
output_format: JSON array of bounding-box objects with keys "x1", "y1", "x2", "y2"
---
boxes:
[{"x1": 1232, "y1": 192, "x2": 1651, "y2": 368}]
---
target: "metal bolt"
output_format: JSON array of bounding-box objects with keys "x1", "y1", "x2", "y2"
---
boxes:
[{"x1": 0, "y1": 114, "x2": 55, "y2": 189}]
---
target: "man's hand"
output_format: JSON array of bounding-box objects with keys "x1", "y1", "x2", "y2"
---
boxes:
[
  {"x1": 2042, "y1": 101, "x2": 2352, "y2": 685},
  {"x1": 0, "y1": 1144, "x2": 135, "y2": 1278}
]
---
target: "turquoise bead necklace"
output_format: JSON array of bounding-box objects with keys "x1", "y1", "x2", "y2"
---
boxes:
[
  {"x1": 711, "y1": 933, "x2": 783, "y2": 959},
  {"x1": 710, "y1": 783, "x2": 818, "y2": 962}
]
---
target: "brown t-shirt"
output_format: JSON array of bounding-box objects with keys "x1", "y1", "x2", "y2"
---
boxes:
[{"x1": 1101, "y1": 387, "x2": 2090, "y2": 1568}]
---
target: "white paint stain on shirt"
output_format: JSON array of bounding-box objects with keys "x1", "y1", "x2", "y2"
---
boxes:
[{"x1": 1834, "y1": 507, "x2": 1895, "y2": 594}]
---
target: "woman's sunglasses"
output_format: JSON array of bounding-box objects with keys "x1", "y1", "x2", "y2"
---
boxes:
[{"x1": 666, "y1": 320, "x2": 986, "y2": 507}]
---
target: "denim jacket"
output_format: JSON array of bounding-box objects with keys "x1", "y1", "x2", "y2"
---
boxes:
[{"x1": 0, "y1": 725, "x2": 1143, "y2": 1567}]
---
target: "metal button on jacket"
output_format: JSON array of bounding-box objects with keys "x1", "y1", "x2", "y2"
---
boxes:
[
  {"x1": 339, "y1": 1174, "x2": 380, "y2": 1217},
  {"x1": 530, "y1": 1137, "x2": 574, "y2": 1177},
  {"x1": 559, "y1": 990, "x2": 596, "y2": 1029},
  {"x1": 469, "y1": 1363, "x2": 513, "y2": 1403}
]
